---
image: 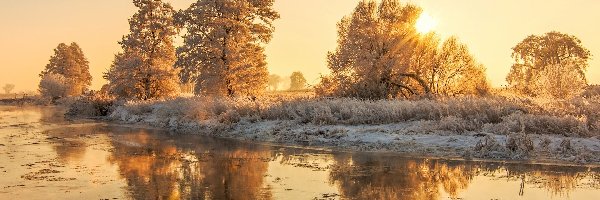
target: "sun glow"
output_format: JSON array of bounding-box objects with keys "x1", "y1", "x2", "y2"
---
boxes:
[{"x1": 416, "y1": 12, "x2": 437, "y2": 34}]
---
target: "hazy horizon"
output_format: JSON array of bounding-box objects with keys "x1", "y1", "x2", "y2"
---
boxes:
[{"x1": 1, "y1": 0, "x2": 599, "y2": 92}]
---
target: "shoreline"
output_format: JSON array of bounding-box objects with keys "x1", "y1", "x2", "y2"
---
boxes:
[{"x1": 101, "y1": 112, "x2": 600, "y2": 166}]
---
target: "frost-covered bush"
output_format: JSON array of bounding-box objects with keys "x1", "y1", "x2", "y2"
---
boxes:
[
  {"x1": 434, "y1": 116, "x2": 479, "y2": 133},
  {"x1": 66, "y1": 92, "x2": 115, "y2": 117},
  {"x1": 472, "y1": 135, "x2": 507, "y2": 159},
  {"x1": 103, "y1": 94, "x2": 599, "y2": 137},
  {"x1": 581, "y1": 85, "x2": 600, "y2": 98},
  {"x1": 506, "y1": 133, "x2": 534, "y2": 158},
  {"x1": 484, "y1": 113, "x2": 590, "y2": 137},
  {"x1": 261, "y1": 96, "x2": 526, "y2": 126}
]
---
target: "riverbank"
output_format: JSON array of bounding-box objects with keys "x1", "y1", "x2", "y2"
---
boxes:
[
  {"x1": 68, "y1": 94, "x2": 600, "y2": 165},
  {"x1": 3, "y1": 105, "x2": 599, "y2": 199}
]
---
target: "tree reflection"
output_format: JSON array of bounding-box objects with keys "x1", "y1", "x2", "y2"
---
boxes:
[
  {"x1": 106, "y1": 128, "x2": 273, "y2": 199},
  {"x1": 500, "y1": 164, "x2": 593, "y2": 197},
  {"x1": 44, "y1": 126, "x2": 103, "y2": 163},
  {"x1": 329, "y1": 154, "x2": 598, "y2": 199},
  {"x1": 329, "y1": 155, "x2": 476, "y2": 199},
  {"x1": 43, "y1": 122, "x2": 598, "y2": 199}
]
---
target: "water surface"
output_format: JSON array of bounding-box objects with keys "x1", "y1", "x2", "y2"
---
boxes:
[{"x1": 0, "y1": 106, "x2": 599, "y2": 199}]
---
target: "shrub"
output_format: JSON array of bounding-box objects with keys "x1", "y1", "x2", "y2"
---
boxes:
[
  {"x1": 66, "y1": 92, "x2": 115, "y2": 117},
  {"x1": 102, "y1": 94, "x2": 599, "y2": 137},
  {"x1": 506, "y1": 133, "x2": 534, "y2": 157}
]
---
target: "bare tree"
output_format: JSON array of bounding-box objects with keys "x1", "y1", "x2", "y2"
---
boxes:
[{"x1": 3, "y1": 84, "x2": 15, "y2": 94}]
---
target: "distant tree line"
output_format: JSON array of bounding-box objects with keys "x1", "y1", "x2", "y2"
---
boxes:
[{"x1": 37, "y1": 0, "x2": 592, "y2": 101}]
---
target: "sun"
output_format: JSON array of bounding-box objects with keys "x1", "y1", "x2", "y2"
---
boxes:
[{"x1": 415, "y1": 12, "x2": 437, "y2": 34}]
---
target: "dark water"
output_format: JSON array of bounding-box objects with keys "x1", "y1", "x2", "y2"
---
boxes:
[{"x1": 0, "y1": 106, "x2": 599, "y2": 199}]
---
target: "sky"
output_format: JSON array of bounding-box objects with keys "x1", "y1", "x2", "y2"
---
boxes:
[{"x1": 1, "y1": 0, "x2": 599, "y2": 92}]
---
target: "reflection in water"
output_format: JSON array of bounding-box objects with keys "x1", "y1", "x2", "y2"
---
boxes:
[
  {"x1": 106, "y1": 127, "x2": 273, "y2": 199},
  {"x1": 329, "y1": 154, "x2": 599, "y2": 200},
  {"x1": 2, "y1": 106, "x2": 599, "y2": 199},
  {"x1": 328, "y1": 155, "x2": 476, "y2": 200},
  {"x1": 48, "y1": 126, "x2": 600, "y2": 199}
]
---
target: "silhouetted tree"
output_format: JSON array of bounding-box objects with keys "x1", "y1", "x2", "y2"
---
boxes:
[
  {"x1": 268, "y1": 74, "x2": 282, "y2": 91},
  {"x1": 105, "y1": 0, "x2": 180, "y2": 100},
  {"x1": 3, "y1": 84, "x2": 15, "y2": 94},
  {"x1": 289, "y1": 71, "x2": 307, "y2": 91},
  {"x1": 176, "y1": 0, "x2": 279, "y2": 96},
  {"x1": 507, "y1": 31, "x2": 591, "y2": 98}
]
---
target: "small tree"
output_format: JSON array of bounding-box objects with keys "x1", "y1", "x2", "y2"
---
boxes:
[
  {"x1": 268, "y1": 74, "x2": 282, "y2": 91},
  {"x1": 507, "y1": 31, "x2": 591, "y2": 98},
  {"x1": 289, "y1": 72, "x2": 307, "y2": 91},
  {"x1": 3, "y1": 84, "x2": 15, "y2": 94},
  {"x1": 39, "y1": 42, "x2": 92, "y2": 97},
  {"x1": 105, "y1": 0, "x2": 180, "y2": 100}
]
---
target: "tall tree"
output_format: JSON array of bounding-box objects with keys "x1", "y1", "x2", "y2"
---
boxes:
[
  {"x1": 39, "y1": 42, "x2": 92, "y2": 97},
  {"x1": 507, "y1": 31, "x2": 591, "y2": 98},
  {"x1": 317, "y1": 0, "x2": 429, "y2": 99},
  {"x1": 289, "y1": 71, "x2": 307, "y2": 91},
  {"x1": 3, "y1": 84, "x2": 15, "y2": 94},
  {"x1": 176, "y1": 0, "x2": 279, "y2": 96},
  {"x1": 105, "y1": 0, "x2": 180, "y2": 100}
]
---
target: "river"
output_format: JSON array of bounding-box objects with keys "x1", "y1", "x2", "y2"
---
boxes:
[{"x1": 0, "y1": 106, "x2": 599, "y2": 199}]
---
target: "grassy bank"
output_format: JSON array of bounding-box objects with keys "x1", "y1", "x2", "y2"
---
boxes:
[{"x1": 67, "y1": 93, "x2": 600, "y2": 164}]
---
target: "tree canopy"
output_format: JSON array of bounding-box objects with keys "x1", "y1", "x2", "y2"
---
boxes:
[
  {"x1": 507, "y1": 31, "x2": 591, "y2": 98},
  {"x1": 105, "y1": 0, "x2": 180, "y2": 100},
  {"x1": 317, "y1": 0, "x2": 488, "y2": 99},
  {"x1": 289, "y1": 71, "x2": 307, "y2": 91},
  {"x1": 176, "y1": 0, "x2": 279, "y2": 97},
  {"x1": 39, "y1": 42, "x2": 92, "y2": 98}
]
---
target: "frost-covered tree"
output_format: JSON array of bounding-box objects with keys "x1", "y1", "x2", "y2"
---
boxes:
[
  {"x1": 430, "y1": 37, "x2": 489, "y2": 95},
  {"x1": 3, "y1": 84, "x2": 15, "y2": 94},
  {"x1": 105, "y1": 0, "x2": 180, "y2": 100},
  {"x1": 39, "y1": 73, "x2": 68, "y2": 99},
  {"x1": 317, "y1": 0, "x2": 429, "y2": 99},
  {"x1": 176, "y1": 0, "x2": 279, "y2": 96},
  {"x1": 289, "y1": 71, "x2": 307, "y2": 91},
  {"x1": 507, "y1": 31, "x2": 591, "y2": 98},
  {"x1": 39, "y1": 42, "x2": 92, "y2": 97},
  {"x1": 317, "y1": 0, "x2": 488, "y2": 99},
  {"x1": 268, "y1": 74, "x2": 282, "y2": 91}
]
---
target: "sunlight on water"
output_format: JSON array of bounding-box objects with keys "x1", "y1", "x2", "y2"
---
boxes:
[{"x1": 1, "y1": 106, "x2": 599, "y2": 199}]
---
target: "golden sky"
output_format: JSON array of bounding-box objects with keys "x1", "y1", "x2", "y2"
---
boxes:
[{"x1": 1, "y1": 0, "x2": 598, "y2": 92}]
